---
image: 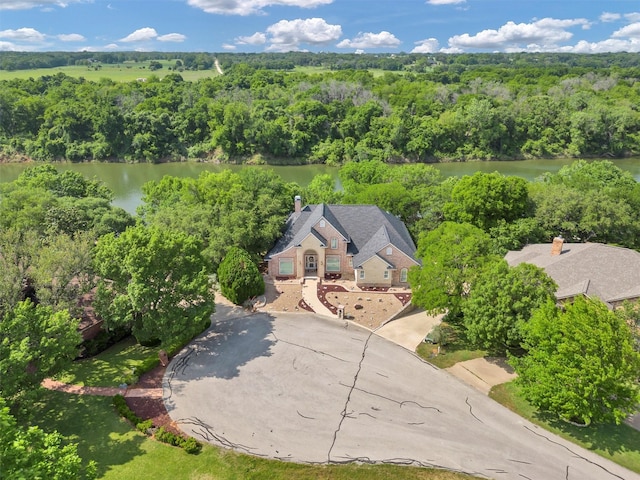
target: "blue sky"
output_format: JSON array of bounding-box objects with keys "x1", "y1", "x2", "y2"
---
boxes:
[{"x1": 1, "y1": 0, "x2": 640, "y2": 54}]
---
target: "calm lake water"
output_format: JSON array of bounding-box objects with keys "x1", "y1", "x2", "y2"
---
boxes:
[{"x1": 1, "y1": 158, "x2": 640, "y2": 213}]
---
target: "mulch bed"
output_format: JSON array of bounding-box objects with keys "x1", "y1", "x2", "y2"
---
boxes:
[
  {"x1": 360, "y1": 286, "x2": 389, "y2": 292},
  {"x1": 317, "y1": 283, "x2": 349, "y2": 315},
  {"x1": 125, "y1": 364, "x2": 182, "y2": 436},
  {"x1": 298, "y1": 298, "x2": 314, "y2": 312},
  {"x1": 394, "y1": 293, "x2": 412, "y2": 306}
]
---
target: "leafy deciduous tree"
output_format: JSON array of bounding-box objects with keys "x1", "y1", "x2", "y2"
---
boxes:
[
  {"x1": 0, "y1": 397, "x2": 95, "y2": 480},
  {"x1": 0, "y1": 300, "x2": 80, "y2": 400},
  {"x1": 513, "y1": 297, "x2": 640, "y2": 425},
  {"x1": 93, "y1": 226, "x2": 215, "y2": 346},
  {"x1": 444, "y1": 171, "x2": 529, "y2": 231},
  {"x1": 408, "y1": 221, "x2": 498, "y2": 319},
  {"x1": 462, "y1": 260, "x2": 557, "y2": 354}
]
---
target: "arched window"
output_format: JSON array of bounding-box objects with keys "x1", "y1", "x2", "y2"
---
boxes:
[{"x1": 400, "y1": 268, "x2": 408, "y2": 283}]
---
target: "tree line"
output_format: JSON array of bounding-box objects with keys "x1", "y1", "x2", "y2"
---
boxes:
[
  {"x1": 2, "y1": 55, "x2": 640, "y2": 163},
  {"x1": 4, "y1": 51, "x2": 640, "y2": 72}
]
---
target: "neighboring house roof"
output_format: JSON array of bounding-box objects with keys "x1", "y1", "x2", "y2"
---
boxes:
[
  {"x1": 266, "y1": 203, "x2": 419, "y2": 268},
  {"x1": 505, "y1": 242, "x2": 640, "y2": 307}
]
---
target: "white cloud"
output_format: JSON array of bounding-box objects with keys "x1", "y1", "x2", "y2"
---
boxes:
[
  {"x1": 411, "y1": 38, "x2": 439, "y2": 53},
  {"x1": 222, "y1": 43, "x2": 237, "y2": 50},
  {"x1": 158, "y1": 33, "x2": 187, "y2": 42},
  {"x1": 0, "y1": 41, "x2": 19, "y2": 51},
  {"x1": 57, "y1": 33, "x2": 85, "y2": 42},
  {"x1": 600, "y1": 12, "x2": 621, "y2": 23},
  {"x1": 236, "y1": 32, "x2": 267, "y2": 45},
  {"x1": 0, "y1": 0, "x2": 86, "y2": 10},
  {"x1": 448, "y1": 17, "x2": 590, "y2": 50},
  {"x1": 187, "y1": 0, "x2": 332, "y2": 16},
  {"x1": 337, "y1": 31, "x2": 401, "y2": 49},
  {"x1": 77, "y1": 43, "x2": 120, "y2": 52},
  {"x1": 427, "y1": 0, "x2": 465, "y2": 4},
  {"x1": 558, "y1": 38, "x2": 640, "y2": 53},
  {"x1": 613, "y1": 22, "x2": 640, "y2": 39},
  {"x1": 265, "y1": 18, "x2": 341, "y2": 51},
  {"x1": 0, "y1": 27, "x2": 46, "y2": 43},
  {"x1": 119, "y1": 28, "x2": 158, "y2": 43},
  {"x1": 625, "y1": 13, "x2": 640, "y2": 22}
]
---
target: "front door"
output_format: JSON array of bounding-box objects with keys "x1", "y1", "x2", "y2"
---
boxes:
[{"x1": 305, "y1": 254, "x2": 317, "y2": 274}]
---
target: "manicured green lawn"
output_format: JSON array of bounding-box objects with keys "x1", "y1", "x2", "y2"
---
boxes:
[
  {"x1": 55, "y1": 336, "x2": 158, "y2": 387},
  {"x1": 26, "y1": 389, "x2": 479, "y2": 480},
  {"x1": 490, "y1": 381, "x2": 640, "y2": 474}
]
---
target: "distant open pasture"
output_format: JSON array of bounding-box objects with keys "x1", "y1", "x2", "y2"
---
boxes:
[{"x1": 0, "y1": 60, "x2": 221, "y2": 82}]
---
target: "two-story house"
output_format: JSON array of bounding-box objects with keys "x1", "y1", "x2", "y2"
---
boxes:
[{"x1": 266, "y1": 196, "x2": 419, "y2": 287}]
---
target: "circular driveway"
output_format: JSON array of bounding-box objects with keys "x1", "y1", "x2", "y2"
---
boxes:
[{"x1": 163, "y1": 312, "x2": 634, "y2": 480}]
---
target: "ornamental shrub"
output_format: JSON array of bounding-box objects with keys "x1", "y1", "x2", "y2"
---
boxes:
[{"x1": 217, "y1": 247, "x2": 265, "y2": 305}]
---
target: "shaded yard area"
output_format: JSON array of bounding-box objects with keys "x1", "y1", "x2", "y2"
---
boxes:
[
  {"x1": 55, "y1": 336, "x2": 157, "y2": 387},
  {"x1": 415, "y1": 322, "x2": 486, "y2": 369}
]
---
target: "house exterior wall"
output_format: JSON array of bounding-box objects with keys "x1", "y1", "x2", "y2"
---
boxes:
[
  {"x1": 80, "y1": 320, "x2": 104, "y2": 341},
  {"x1": 376, "y1": 245, "x2": 418, "y2": 286},
  {"x1": 268, "y1": 247, "x2": 298, "y2": 278},
  {"x1": 356, "y1": 255, "x2": 393, "y2": 287},
  {"x1": 312, "y1": 219, "x2": 351, "y2": 275}
]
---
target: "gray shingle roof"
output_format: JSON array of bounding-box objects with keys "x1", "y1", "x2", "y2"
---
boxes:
[
  {"x1": 266, "y1": 203, "x2": 418, "y2": 267},
  {"x1": 505, "y1": 242, "x2": 640, "y2": 306}
]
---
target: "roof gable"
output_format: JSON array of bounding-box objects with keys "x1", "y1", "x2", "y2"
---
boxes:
[{"x1": 267, "y1": 203, "x2": 417, "y2": 265}]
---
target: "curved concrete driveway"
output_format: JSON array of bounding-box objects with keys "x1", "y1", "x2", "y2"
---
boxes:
[{"x1": 163, "y1": 312, "x2": 635, "y2": 480}]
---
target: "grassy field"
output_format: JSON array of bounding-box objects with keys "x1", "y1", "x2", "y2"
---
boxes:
[
  {"x1": 26, "y1": 389, "x2": 479, "y2": 480},
  {"x1": 490, "y1": 382, "x2": 640, "y2": 474},
  {"x1": 0, "y1": 60, "x2": 220, "y2": 82}
]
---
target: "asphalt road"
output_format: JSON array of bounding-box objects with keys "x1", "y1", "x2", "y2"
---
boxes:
[{"x1": 163, "y1": 312, "x2": 637, "y2": 480}]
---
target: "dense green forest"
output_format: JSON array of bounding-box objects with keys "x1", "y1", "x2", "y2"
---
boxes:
[{"x1": 1, "y1": 52, "x2": 640, "y2": 163}]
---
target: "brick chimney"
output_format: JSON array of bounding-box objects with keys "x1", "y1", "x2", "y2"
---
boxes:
[
  {"x1": 551, "y1": 235, "x2": 564, "y2": 255},
  {"x1": 294, "y1": 195, "x2": 301, "y2": 214}
]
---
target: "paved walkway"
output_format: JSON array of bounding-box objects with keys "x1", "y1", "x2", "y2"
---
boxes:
[
  {"x1": 446, "y1": 358, "x2": 518, "y2": 395},
  {"x1": 375, "y1": 308, "x2": 443, "y2": 351},
  {"x1": 42, "y1": 378, "x2": 162, "y2": 398},
  {"x1": 301, "y1": 278, "x2": 334, "y2": 317}
]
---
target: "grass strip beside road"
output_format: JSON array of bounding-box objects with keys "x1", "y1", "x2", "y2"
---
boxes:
[
  {"x1": 490, "y1": 381, "x2": 640, "y2": 474},
  {"x1": 27, "y1": 389, "x2": 481, "y2": 480}
]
